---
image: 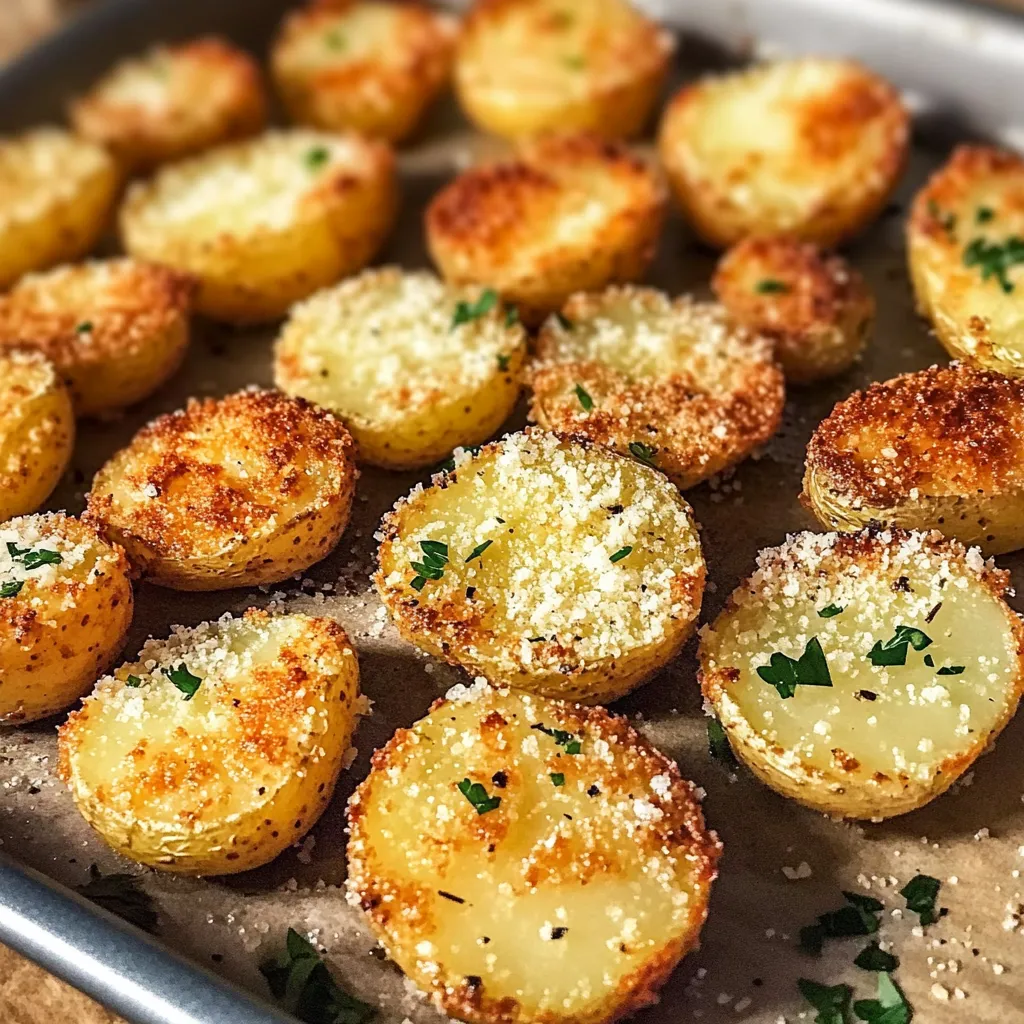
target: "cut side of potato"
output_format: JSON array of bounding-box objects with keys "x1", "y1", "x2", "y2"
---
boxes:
[
  {"x1": 455, "y1": 0, "x2": 673, "y2": 141},
  {"x1": 274, "y1": 268, "x2": 527, "y2": 470},
  {"x1": 347, "y1": 681, "x2": 720, "y2": 1024},
  {"x1": 0, "y1": 513, "x2": 132, "y2": 724},
  {"x1": 120, "y1": 129, "x2": 397, "y2": 322},
  {"x1": 529, "y1": 288, "x2": 785, "y2": 488},
  {"x1": 86, "y1": 389, "x2": 357, "y2": 590},
  {"x1": 58, "y1": 609, "x2": 362, "y2": 875},
  {"x1": 376, "y1": 430, "x2": 705, "y2": 703},
  {"x1": 426, "y1": 133, "x2": 665, "y2": 324},
  {"x1": 699, "y1": 528, "x2": 1024, "y2": 820},
  {"x1": 0, "y1": 259, "x2": 196, "y2": 417},
  {"x1": 712, "y1": 236, "x2": 873, "y2": 383},
  {"x1": 803, "y1": 363, "x2": 1024, "y2": 555},
  {"x1": 658, "y1": 58, "x2": 909, "y2": 248}
]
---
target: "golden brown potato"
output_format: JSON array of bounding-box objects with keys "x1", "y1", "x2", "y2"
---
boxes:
[
  {"x1": 0, "y1": 259, "x2": 196, "y2": 417},
  {"x1": 426, "y1": 133, "x2": 665, "y2": 324},
  {"x1": 271, "y1": 0, "x2": 456, "y2": 143},
  {"x1": 0, "y1": 513, "x2": 132, "y2": 724},
  {"x1": 86, "y1": 389, "x2": 357, "y2": 590},
  {"x1": 658, "y1": 58, "x2": 909, "y2": 248},
  {"x1": 529, "y1": 287, "x2": 785, "y2": 488}
]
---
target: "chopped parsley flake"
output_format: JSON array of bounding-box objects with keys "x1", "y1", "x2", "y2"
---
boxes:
[
  {"x1": 801, "y1": 891, "x2": 882, "y2": 954},
  {"x1": 0, "y1": 580, "x2": 23, "y2": 598},
  {"x1": 757, "y1": 637, "x2": 832, "y2": 698},
  {"x1": 531, "y1": 722, "x2": 582, "y2": 754},
  {"x1": 963, "y1": 235, "x2": 1024, "y2": 293},
  {"x1": 555, "y1": 311, "x2": 573, "y2": 330},
  {"x1": 452, "y1": 288, "x2": 498, "y2": 327},
  {"x1": 505, "y1": 305, "x2": 520, "y2": 328},
  {"x1": 609, "y1": 546, "x2": 632, "y2": 563},
  {"x1": 497, "y1": 354, "x2": 510, "y2": 371},
  {"x1": 976, "y1": 206, "x2": 995, "y2": 224},
  {"x1": 574, "y1": 383, "x2": 594, "y2": 411},
  {"x1": 550, "y1": 772, "x2": 565, "y2": 786},
  {"x1": 457, "y1": 778, "x2": 501, "y2": 815},
  {"x1": 162, "y1": 664, "x2": 202, "y2": 700},
  {"x1": 411, "y1": 539, "x2": 449, "y2": 590},
  {"x1": 854, "y1": 941, "x2": 899, "y2": 972},
  {"x1": 6, "y1": 543, "x2": 62, "y2": 571},
  {"x1": 756, "y1": 278, "x2": 789, "y2": 294},
  {"x1": 867, "y1": 625, "x2": 932, "y2": 667},
  {"x1": 798, "y1": 979, "x2": 852, "y2": 1024},
  {"x1": 937, "y1": 664, "x2": 965, "y2": 675},
  {"x1": 465, "y1": 540, "x2": 493, "y2": 563},
  {"x1": 75, "y1": 320, "x2": 94, "y2": 334},
  {"x1": 818, "y1": 603, "x2": 844, "y2": 618},
  {"x1": 75, "y1": 865, "x2": 159, "y2": 934},
  {"x1": 853, "y1": 972, "x2": 912, "y2": 1024},
  {"x1": 707, "y1": 717, "x2": 736, "y2": 766},
  {"x1": 923, "y1": 654, "x2": 935, "y2": 667},
  {"x1": 125, "y1": 675, "x2": 143, "y2": 688},
  {"x1": 304, "y1": 146, "x2": 330, "y2": 170},
  {"x1": 927, "y1": 198, "x2": 956, "y2": 236},
  {"x1": 900, "y1": 874, "x2": 941, "y2": 926},
  {"x1": 628, "y1": 441, "x2": 657, "y2": 466}
]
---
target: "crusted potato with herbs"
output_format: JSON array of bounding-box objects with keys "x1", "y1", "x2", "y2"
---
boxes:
[
  {"x1": 426, "y1": 133, "x2": 665, "y2": 324},
  {"x1": 70, "y1": 37, "x2": 267, "y2": 171},
  {"x1": 0, "y1": 514, "x2": 132, "y2": 724},
  {"x1": 348, "y1": 680, "x2": 720, "y2": 1024},
  {"x1": 712, "y1": 236, "x2": 874, "y2": 383},
  {"x1": 0, "y1": 259, "x2": 196, "y2": 417},
  {"x1": 529, "y1": 288, "x2": 784, "y2": 489},
  {"x1": 376, "y1": 431, "x2": 705, "y2": 703},
  {"x1": 0, "y1": 128, "x2": 120, "y2": 289},
  {"x1": 271, "y1": 0, "x2": 456, "y2": 143},
  {"x1": 699, "y1": 528, "x2": 1024, "y2": 820},
  {"x1": 658, "y1": 58, "x2": 909, "y2": 248},
  {"x1": 58, "y1": 609, "x2": 362, "y2": 875},
  {"x1": 120, "y1": 129, "x2": 397, "y2": 322},
  {"x1": 274, "y1": 268, "x2": 527, "y2": 470},
  {"x1": 455, "y1": 0, "x2": 674, "y2": 141},
  {"x1": 86, "y1": 390, "x2": 357, "y2": 590}
]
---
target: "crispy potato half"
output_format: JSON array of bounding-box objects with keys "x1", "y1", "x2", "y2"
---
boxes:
[
  {"x1": 86, "y1": 389, "x2": 357, "y2": 590},
  {"x1": 120, "y1": 129, "x2": 397, "y2": 322},
  {"x1": 274, "y1": 268, "x2": 527, "y2": 470},
  {"x1": 0, "y1": 128, "x2": 120, "y2": 289},
  {"x1": 0, "y1": 350, "x2": 74, "y2": 523},
  {"x1": 658, "y1": 58, "x2": 909, "y2": 248},
  {"x1": 376, "y1": 431, "x2": 705, "y2": 703},
  {"x1": 58, "y1": 608, "x2": 362, "y2": 875},
  {"x1": 426, "y1": 133, "x2": 665, "y2": 324},
  {"x1": 907, "y1": 145, "x2": 1024, "y2": 375},
  {"x1": 529, "y1": 288, "x2": 784, "y2": 489},
  {"x1": 348, "y1": 680, "x2": 720, "y2": 1024},
  {"x1": 0, "y1": 513, "x2": 132, "y2": 724},
  {"x1": 804, "y1": 364, "x2": 1024, "y2": 555},
  {"x1": 455, "y1": 0, "x2": 674, "y2": 141},
  {"x1": 271, "y1": 0, "x2": 456, "y2": 143},
  {"x1": 699, "y1": 528, "x2": 1024, "y2": 820},
  {"x1": 0, "y1": 259, "x2": 196, "y2": 417},
  {"x1": 712, "y1": 236, "x2": 874, "y2": 383},
  {"x1": 70, "y1": 37, "x2": 267, "y2": 172}
]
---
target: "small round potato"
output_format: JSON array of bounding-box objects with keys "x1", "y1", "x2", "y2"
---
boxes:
[
  {"x1": 376, "y1": 430, "x2": 705, "y2": 703},
  {"x1": 274, "y1": 268, "x2": 527, "y2": 470},
  {"x1": 0, "y1": 128, "x2": 120, "y2": 289},
  {"x1": 907, "y1": 145, "x2": 1024, "y2": 375},
  {"x1": 86, "y1": 389, "x2": 357, "y2": 590},
  {"x1": 119, "y1": 129, "x2": 398, "y2": 323},
  {"x1": 0, "y1": 513, "x2": 133, "y2": 724},
  {"x1": 804, "y1": 364, "x2": 1024, "y2": 555},
  {"x1": 426, "y1": 133, "x2": 665, "y2": 325},
  {"x1": 699, "y1": 528, "x2": 1024, "y2": 820},
  {"x1": 271, "y1": 0, "x2": 457, "y2": 143},
  {"x1": 0, "y1": 350, "x2": 74, "y2": 522},
  {"x1": 69, "y1": 37, "x2": 267, "y2": 172},
  {"x1": 712, "y1": 236, "x2": 874, "y2": 383},
  {"x1": 0, "y1": 259, "x2": 196, "y2": 417},
  {"x1": 348, "y1": 680, "x2": 720, "y2": 1024},
  {"x1": 658, "y1": 58, "x2": 909, "y2": 248},
  {"x1": 529, "y1": 288, "x2": 785, "y2": 489},
  {"x1": 58, "y1": 609, "x2": 362, "y2": 875},
  {"x1": 454, "y1": 0, "x2": 674, "y2": 141}
]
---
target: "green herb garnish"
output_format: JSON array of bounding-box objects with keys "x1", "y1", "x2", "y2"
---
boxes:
[
  {"x1": 411, "y1": 539, "x2": 449, "y2": 590},
  {"x1": 555, "y1": 312, "x2": 573, "y2": 330},
  {"x1": 0, "y1": 580, "x2": 23, "y2": 598},
  {"x1": 75, "y1": 320, "x2": 94, "y2": 334},
  {"x1": 818, "y1": 604, "x2": 844, "y2": 618},
  {"x1": 550, "y1": 772, "x2": 565, "y2": 786},
  {"x1": 707, "y1": 717, "x2": 736, "y2": 766},
  {"x1": 497, "y1": 354, "x2": 510, "y2": 371},
  {"x1": 125, "y1": 675, "x2": 143, "y2": 688},
  {"x1": 531, "y1": 722, "x2": 581, "y2": 755},
  {"x1": 798, "y1": 979, "x2": 852, "y2": 1024},
  {"x1": 757, "y1": 637, "x2": 832, "y2": 698},
  {"x1": 867, "y1": 625, "x2": 932, "y2": 667},
  {"x1": 628, "y1": 441, "x2": 657, "y2": 466},
  {"x1": 6, "y1": 543, "x2": 62, "y2": 571},
  {"x1": 161, "y1": 664, "x2": 202, "y2": 700},
  {"x1": 963, "y1": 235, "x2": 1024, "y2": 293},
  {"x1": 801, "y1": 891, "x2": 882, "y2": 954},
  {"x1": 574, "y1": 383, "x2": 594, "y2": 411},
  {"x1": 924, "y1": 654, "x2": 934, "y2": 667},
  {"x1": 609, "y1": 546, "x2": 632, "y2": 563},
  {"x1": 452, "y1": 288, "x2": 498, "y2": 328},
  {"x1": 900, "y1": 874, "x2": 940, "y2": 926},
  {"x1": 465, "y1": 540, "x2": 493, "y2": 563},
  {"x1": 304, "y1": 145, "x2": 330, "y2": 170},
  {"x1": 927, "y1": 198, "x2": 956, "y2": 236},
  {"x1": 458, "y1": 778, "x2": 501, "y2": 815},
  {"x1": 976, "y1": 206, "x2": 994, "y2": 224},
  {"x1": 756, "y1": 278, "x2": 789, "y2": 294},
  {"x1": 854, "y1": 941, "x2": 899, "y2": 972},
  {"x1": 937, "y1": 664, "x2": 964, "y2": 676},
  {"x1": 853, "y1": 972, "x2": 912, "y2": 1024},
  {"x1": 505, "y1": 305, "x2": 519, "y2": 328},
  {"x1": 76, "y1": 865, "x2": 159, "y2": 934}
]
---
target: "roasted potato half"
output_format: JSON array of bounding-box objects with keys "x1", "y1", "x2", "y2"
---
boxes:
[
  {"x1": 699, "y1": 528, "x2": 1024, "y2": 820},
  {"x1": 529, "y1": 288, "x2": 785, "y2": 489},
  {"x1": 376, "y1": 430, "x2": 705, "y2": 703},
  {"x1": 426, "y1": 133, "x2": 665, "y2": 324},
  {"x1": 455, "y1": 0, "x2": 673, "y2": 141},
  {"x1": 58, "y1": 608, "x2": 362, "y2": 875},
  {"x1": 907, "y1": 145, "x2": 1024, "y2": 375},
  {"x1": 274, "y1": 268, "x2": 527, "y2": 470},
  {"x1": 712, "y1": 236, "x2": 874, "y2": 383},
  {"x1": 0, "y1": 350, "x2": 74, "y2": 522},
  {"x1": 120, "y1": 129, "x2": 397, "y2": 323},
  {"x1": 0, "y1": 259, "x2": 196, "y2": 417},
  {"x1": 0, "y1": 513, "x2": 132, "y2": 724},
  {"x1": 348, "y1": 680, "x2": 720, "y2": 1024},
  {"x1": 86, "y1": 389, "x2": 357, "y2": 590},
  {"x1": 271, "y1": 0, "x2": 456, "y2": 143},
  {"x1": 0, "y1": 128, "x2": 120, "y2": 289},
  {"x1": 658, "y1": 58, "x2": 909, "y2": 247},
  {"x1": 70, "y1": 37, "x2": 267, "y2": 172}
]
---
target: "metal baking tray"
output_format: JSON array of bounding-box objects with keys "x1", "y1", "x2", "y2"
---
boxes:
[{"x1": 3, "y1": 2, "x2": 1024, "y2": 1023}]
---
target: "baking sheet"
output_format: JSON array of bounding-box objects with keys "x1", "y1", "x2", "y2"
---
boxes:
[{"x1": 3, "y1": 2, "x2": 1024, "y2": 1022}]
